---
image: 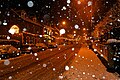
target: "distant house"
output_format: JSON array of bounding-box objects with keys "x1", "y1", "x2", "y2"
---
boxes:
[{"x1": 0, "y1": 9, "x2": 45, "y2": 45}]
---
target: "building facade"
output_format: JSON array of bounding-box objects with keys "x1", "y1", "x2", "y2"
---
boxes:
[{"x1": 0, "y1": 9, "x2": 45, "y2": 45}]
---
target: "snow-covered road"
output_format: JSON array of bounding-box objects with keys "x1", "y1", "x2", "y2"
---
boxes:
[{"x1": 0, "y1": 44, "x2": 119, "y2": 80}]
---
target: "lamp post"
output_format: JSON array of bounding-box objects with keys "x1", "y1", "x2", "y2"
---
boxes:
[
  {"x1": 59, "y1": 21, "x2": 66, "y2": 36},
  {"x1": 8, "y1": 25, "x2": 19, "y2": 34}
]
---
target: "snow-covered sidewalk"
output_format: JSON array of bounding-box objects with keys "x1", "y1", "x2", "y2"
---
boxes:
[{"x1": 62, "y1": 45, "x2": 120, "y2": 80}]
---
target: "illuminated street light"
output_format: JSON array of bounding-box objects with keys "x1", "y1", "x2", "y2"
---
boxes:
[
  {"x1": 62, "y1": 21, "x2": 66, "y2": 25},
  {"x1": 83, "y1": 28, "x2": 86, "y2": 31},
  {"x1": 8, "y1": 25, "x2": 19, "y2": 34}
]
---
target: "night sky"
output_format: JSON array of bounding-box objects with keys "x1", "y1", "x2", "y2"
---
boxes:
[{"x1": 0, "y1": 0, "x2": 117, "y2": 34}]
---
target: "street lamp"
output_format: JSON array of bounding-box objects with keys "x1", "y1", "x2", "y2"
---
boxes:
[
  {"x1": 62, "y1": 21, "x2": 66, "y2": 25},
  {"x1": 83, "y1": 28, "x2": 86, "y2": 31},
  {"x1": 8, "y1": 25, "x2": 19, "y2": 34}
]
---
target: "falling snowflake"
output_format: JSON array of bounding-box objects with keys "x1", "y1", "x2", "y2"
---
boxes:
[
  {"x1": 34, "y1": 53, "x2": 37, "y2": 56},
  {"x1": 30, "y1": 72, "x2": 32, "y2": 74},
  {"x1": 4, "y1": 59, "x2": 10, "y2": 65},
  {"x1": 64, "y1": 56, "x2": 66, "y2": 59},
  {"x1": 65, "y1": 66, "x2": 69, "y2": 71},
  {"x1": 106, "y1": 1, "x2": 108, "y2": 3},
  {"x1": 71, "y1": 66, "x2": 74, "y2": 68},
  {"x1": 75, "y1": 60, "x2": 78, "y2": 63},
  {"x1": 82, "y1": 56, "x2": 84, "y2": 59},
  {"x1": 28, "y1": 47, "x2": 31, "y2": 50},
  {"x1": 36, "y1": 58, "x2": 39, "y2": 60},
  {"x1": 75, "y1": 15, "x2": 77, "y2": 17},
  {"x1": 51, "y1": 16, "x2": 54, "y2": 18},
  {"x1": 7, "y1": 36, "x2": 10, "y2": 40},
  {"x1": 75, "y1": 53, "x2": 77, "y2": 56},
  {"x1": 7, "y1": 13, "x2": 10, "y2": 16},
  {"x1": 78, "y1": 75, "x2": 80, "y2": 77},
  {"x1": 62, "y1": 6, "x2": 67, "y2": 10},
  {"x1": 102, "y1": 76, "x2": 106, "y2": 79},
  {"x1": 87, "y1": 65, "x2": 90, "y2": 67},
  {"x1": 41, "y1": 20, "x2": 43, "y2": 22},
  {"x1": 87, "y1": 73, "x2": 90, "y2": 75},
  {"x1": 83, "y1": 72, "x2": 86, "y2": 74},
  {"x1": 8, "y1": 76, "x2": 12, "y2": 79},
  {"x1": 50, "y1": 49, "x2": 53, "y2": 51},
  {"x1": 100, "y1": 54, "x2": 104, "y2": 57},
  {"x1": 72, "y1": 48, "x2": 74, "y2": 51},
  {"x1": 27, "y1": 1, "x2": 34, "y2": 7},
  {"x1": 113, "y1": 58, "x2": 116, "y2": 61},
  {"x1": 94, "y1": 49, "x2": 97, "y2": 52},
  {"x1": 59, "y1": 75, "x2": 64, "y2": 79},
  {"x1": 3, "y1": 22, "x2": 7, "y2": 25},
  {"x1": 46, "y1": 5, "x2": 48, "y2": 8},
  {"x1": 23, "y1": 28, "x2": 27, "y2": 31},
  {"x1": 92, "y1": 16, "x2": 94, "y2": 19},
  {"x1": 59, "y1": 48, "x2": 61, "y2": 50},
  {"x1": 1, "y1": 5, "x2": 3, "y2": 7},
  {"x1": 88, "y1": 1, "x2": 92, "y2": 6},
  {"x1": 92, "y1": 74, "x2": 95, "y2": 78},
  {"x1": 39, "y1": 35, "x2": 42, "y2": 38},
  {"x1": 67, "y1": 0, "x2": 71, "y2": 4},
  {"x1": 11, "y1": 66, "x2": 14, "y2": 69},
  {"x1": 117, "y1": 19, "x2": 120, "y2": 22},
  {"x1": 98, "y1": 64, "x2": 100, "y2": 66},
  {"x1": 53, "y1": 68, "x2": 56, "y2": 71},
  {"x1": 90, "y1": 60, "x2": 93, "y2": 62},
  {"x1": 43, "y1": 64, "x2": 47, "y2": 67},
  {"x1": 18, "y1": 4, "x2": 21, "y2": 6},
  {"x1": 74, "y1": 24, "x2": 79, "y2": 29},
  {"x1": 67, "y1": 4, "x2": 70, "y2": 7},
  {"x1": 78, "y1": 1, "x2": 81, "y2": 4}
]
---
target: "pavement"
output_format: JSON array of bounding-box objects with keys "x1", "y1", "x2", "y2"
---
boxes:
[{"x1": 61, "y1": 44, "x2": 120, "y2": 80}]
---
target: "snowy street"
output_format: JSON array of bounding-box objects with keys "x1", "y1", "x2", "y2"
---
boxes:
[
  {"x1": 0, "y1": 0, "x2": 120, "y2": 80},
  {"x1": 0, "y1": 44, "x2": 119, "y2": 80}
]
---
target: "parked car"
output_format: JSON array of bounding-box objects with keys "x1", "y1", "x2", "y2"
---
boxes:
[
  {"x1": 36, "y1": 43, "x2": 48, "y2": 51},
  {"x1": 21, "y1": 44, "x2": 39, "y2": 54},
  {"x1": 47, "y1": 42, "x2": 58, "y2": 48},
  {"x1": 0, "y1": 45, "x2": 21, "y2": 59}
]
